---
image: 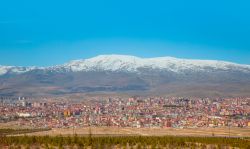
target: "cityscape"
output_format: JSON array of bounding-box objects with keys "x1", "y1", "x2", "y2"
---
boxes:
[
  {"x1": 1, "y1": 0, "x2": 250, "y2": 148},
  {"x1": 1, "y1": 96, "x2": 249, "y2": 129}
]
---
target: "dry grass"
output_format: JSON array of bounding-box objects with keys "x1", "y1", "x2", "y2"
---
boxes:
[{"x1": 17, "y1": 127, "x2": 250, "y2": 137}]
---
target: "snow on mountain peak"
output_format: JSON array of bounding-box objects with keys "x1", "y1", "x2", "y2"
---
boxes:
[
  {"x1": 64, "y1": 55, "x2": 142, "y2": 72},
  {"x1": 0, "y1": 65, "x2": 38, "y2": 75},
  {"x1": 62, "y1": 55, "x2": 250, "y2": 73},
  {"x1": 1, "y1": 55, "x2": 250, "y2": 75}
]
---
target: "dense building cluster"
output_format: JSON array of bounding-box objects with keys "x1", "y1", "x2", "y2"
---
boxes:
[{"x1": 0, "y1": 97, "x2": 249, "y2": 129}]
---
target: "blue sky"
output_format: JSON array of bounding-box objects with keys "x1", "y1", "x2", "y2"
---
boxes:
[{"x1": 0, "y1": 0, "x2": 250, "y2": 66}]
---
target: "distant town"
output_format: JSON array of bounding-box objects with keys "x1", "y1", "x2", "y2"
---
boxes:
[{"x1": 0, "y1": 96, "x2": 249, "y2": 129}]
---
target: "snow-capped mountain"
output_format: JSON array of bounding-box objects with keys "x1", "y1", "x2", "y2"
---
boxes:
[
  {"x1": 1, "y1": 55, "x2": 250, "y2": 97},
  {"x1": 0, "y1": 65, "x2": 38, "y2": 75},
  {"x1": 62, "y1": 55, "x2": 250, "y2": 73},
  {"x1": 1, "y1": 55, "x2": 250, "y2": 75}
]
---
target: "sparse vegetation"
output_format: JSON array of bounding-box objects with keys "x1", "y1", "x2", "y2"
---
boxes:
[
  {"x1": 0, "y1": 128, "x2": 51, "y2": 136},
  {"x1": 0, "y1": 135, "x2": 249, "y2": 149}
]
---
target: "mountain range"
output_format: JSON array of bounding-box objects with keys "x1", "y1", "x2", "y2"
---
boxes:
[{"x1": 1, "y1": 55, "x2": 250, "y2": 98}]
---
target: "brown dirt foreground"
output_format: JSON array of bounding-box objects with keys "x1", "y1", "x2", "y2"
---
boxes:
[{"x1": 20, "y1": 127, "x2": 250, "y2": 137}]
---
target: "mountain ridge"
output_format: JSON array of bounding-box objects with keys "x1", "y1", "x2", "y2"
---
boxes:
[
  {"x1": 1, "y1": 55, "x2": 250, "y2": 75},
  {"x1": 1, "y1": 55, "x2": 250, "y2": 98}
]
